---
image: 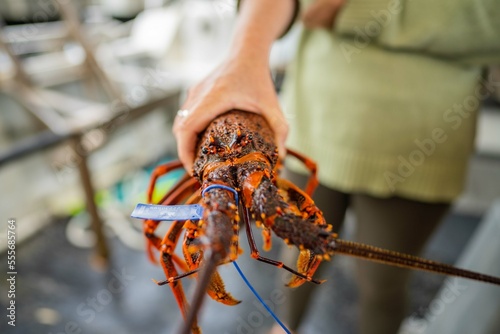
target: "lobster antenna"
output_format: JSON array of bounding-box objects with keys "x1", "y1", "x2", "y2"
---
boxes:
[
  {"x1": 178, "y1": 249, "x2": 220, "y2": 334},
  {"x1": 330, "y1": 239, "x2": 500, "y2": 285},
  {"x1": 178, "y1": 184, "x2": 241, "y2": 334},
  {"x1": 233, "y1": 261, "x2": 292, "y2": 334}
]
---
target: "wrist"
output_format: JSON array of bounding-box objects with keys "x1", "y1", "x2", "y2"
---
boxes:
[
  {"x1": 227, "y1": 38, "x2": 271, "y2": 68},
  {"x1": 227, "y1": 0, "x2": 295, "y2": 67}
]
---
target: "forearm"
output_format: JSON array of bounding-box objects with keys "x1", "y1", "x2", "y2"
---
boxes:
[
  {"x1": 174, "y1": 1, "x2": 294, "y2": 170},
  {"x1": 229, "y1": 0, "x2": 296, "y2": 64}
]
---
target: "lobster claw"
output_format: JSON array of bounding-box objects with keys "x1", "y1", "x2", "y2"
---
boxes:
[{"x1": 287, "y1": 249, "x2": 326, "y2": 288}]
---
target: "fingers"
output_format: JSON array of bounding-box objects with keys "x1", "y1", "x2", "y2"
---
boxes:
[
  {"x1": 173, "y1": 94, "x2": 235, "y2": 175},
  {"x1": 174, "y1": 102, "x2": 288, "y2": 172},
  {"x1": 173, "y1": 58, "x2": 290, "y2": 171},
  {"x1": 173, "y1": 112, "x2": 196, "y2": 175},
  {"x1": 173, "y1": 100, "x2": 229, "y2": 174}
]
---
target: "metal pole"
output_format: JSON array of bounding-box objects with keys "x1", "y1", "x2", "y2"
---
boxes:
[{"x1": 71, "y1": 136, "x2": 110, "y2": 265}]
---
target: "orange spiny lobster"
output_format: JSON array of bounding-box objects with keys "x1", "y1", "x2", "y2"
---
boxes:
[{"x1": 140, "y1": 110, "x2": 500, "y2": 334}]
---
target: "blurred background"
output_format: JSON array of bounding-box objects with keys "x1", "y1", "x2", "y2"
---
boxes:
[{"x1": 0, "y1": 1, "x2": 499, "y2": 334}]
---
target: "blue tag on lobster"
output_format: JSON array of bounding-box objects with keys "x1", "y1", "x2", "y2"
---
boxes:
[{"x1": 131, "y1": 203, "x2": 203, "y2": 221}]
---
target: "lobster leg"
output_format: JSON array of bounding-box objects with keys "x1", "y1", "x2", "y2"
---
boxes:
[
  {"x1": 286, "y1": 250, "x2": 323, "y2": 288},
  {"x1": 238, "y1": 161, "x2": 330, "y2": 286},
  {"x1": 242, "y1": 207, "x2": 325, "y2": 285},
  {"x1": 154, "y1": 267, "x2": 201, "y2": 285},
  {"x1": 177, "y1": 181, "x2": 241, "y2": 334},
  {"x1": 276, "y1": 177, "x2": 330, "y2": 229},
  {"x1": 155, "y1": 192, "x2": 203, "y2": 334},
  {"x1": 144, "y1": 161, "x2": 199, "y2": 263},
  {"x1": 276, "y1": 177, "x2": 333, "y2": 287},
  {"x1": 158, "y1": 191, "x2": 202, "y2": 261},
  {"x1": 261, "y1": 227, "x2": 272, "y2": 251},
  {"x1": 145, "y1": 220, "x2": 191, "y2": 275},
  {"x1": 206, "y1": 269, "x2": 241, "y2": 305},
  {"x1": 236, "y1": 161, "x2": 327, "y2": 285},
  {"x1": 146, "y1": 160, "x2": 184, "y2": 203},
  {"x1": 155, "y1": 222, "x2": 201, "y2": 334},
  {"x1": 154, "y1": 258, "x2": 237, "y2": 284},
  {"x1": 179, "y1": 220, "x2": 241, "y2": 306},
  {"x1": 286, "y1": 148, "x2": 319, "y2": 196},
  {"x1": 144, "y1": 177, "x2": 201, "y2": 263},
  {"x1": 156, "y1": 172, "x2": 196, "y2": 205}
]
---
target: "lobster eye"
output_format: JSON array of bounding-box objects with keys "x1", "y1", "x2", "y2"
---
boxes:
[
  {"x1": 201, "y1": 147, "x2": 208, "y2": 154},
  {"x1": 208, "y1": 136, "x2": 223, "y2": 149}
]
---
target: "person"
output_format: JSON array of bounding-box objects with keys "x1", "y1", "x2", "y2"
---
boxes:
[{"x1": 172, "y1": 0, "x2": 500, "y2": 333}]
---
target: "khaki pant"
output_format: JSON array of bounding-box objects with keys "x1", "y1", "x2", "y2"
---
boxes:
[{"x1": 281, "y1": 170, "x2": 450, "y2": 334}]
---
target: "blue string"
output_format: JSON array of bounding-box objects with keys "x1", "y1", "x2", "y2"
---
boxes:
[
  {"x1": 202, "y1": 184, "x2": 239, "y2": 204},
  {"x1": 232, "y1": 262, "x2": 291, "y2": 334}
]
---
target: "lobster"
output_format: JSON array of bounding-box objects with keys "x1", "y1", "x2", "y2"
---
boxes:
[{"x1": 141, "y1": 110, "x2": 500, "y2": 334}]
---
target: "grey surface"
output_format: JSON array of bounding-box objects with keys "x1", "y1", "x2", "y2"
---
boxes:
[
  {"x1": 0, "y1": 209, "x2": 490, "y2": 334},
  {"x1": 419, "y1": 201, "x2": 500, "y2": 334},
  {"x1": 298, "y1": 211, "x2": 484, "y2": 334}
]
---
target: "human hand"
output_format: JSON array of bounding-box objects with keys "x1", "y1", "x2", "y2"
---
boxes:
[
  {"x1": 173, "y1": 55, "x2": 288, "y2": 174},
  {"x1": 302, "y1": 0, "x2": 346, "y2": 30}
]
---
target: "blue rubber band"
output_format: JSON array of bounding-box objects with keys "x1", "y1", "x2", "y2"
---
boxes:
[
  {"x1": 233, "y1": 261, "x2": 291, "y2": 334},
  {"x1": 202, "y1": 184, "x2": 239, "y2": 204}
]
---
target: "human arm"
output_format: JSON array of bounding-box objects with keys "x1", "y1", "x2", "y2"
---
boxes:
[{"x1": 173, "y1": 0, "x2": 297, "y2": 173}]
